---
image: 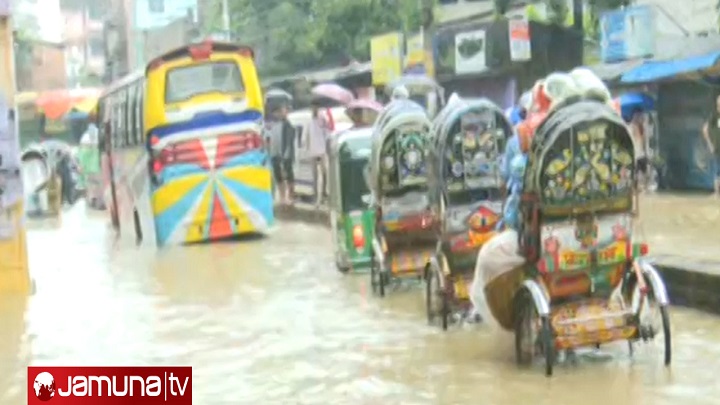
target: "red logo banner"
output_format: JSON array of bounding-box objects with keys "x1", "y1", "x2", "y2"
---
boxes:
[{"x1": 28, "y1": 366, "x2": 192, "y2": 404}]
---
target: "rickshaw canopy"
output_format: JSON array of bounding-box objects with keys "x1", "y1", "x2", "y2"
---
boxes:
[
  {"x1": 386, "y1": 75, "x2": 443, "y2": 95},
  {"x1": 524, "y1": 98, "x2": 635, "y2": 217},
  {"x1": 433, "y1": 98, "x2": 511, "y2": 152},
  {"x1": 369, "y1": 99, "x2": 432, "y2": 195}
]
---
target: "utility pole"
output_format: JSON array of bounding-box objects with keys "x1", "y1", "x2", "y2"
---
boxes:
[
  {"x1": 420, "y1": 0, "x2": 435, "y2": 80},
  {"x1": 221, "y1": 0, "x2": 231, "y2": 40}
]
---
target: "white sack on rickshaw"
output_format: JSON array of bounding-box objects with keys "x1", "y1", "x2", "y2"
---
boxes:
[
  {"x1": 470, "y1": 229, "x2": 525, "y2": 327},
  {"x1": 569, "y1": 67, "x2": 612, "y2": 102}
]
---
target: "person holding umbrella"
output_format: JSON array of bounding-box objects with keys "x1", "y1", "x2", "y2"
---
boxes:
[{"x1": 306, "y1": 99, "x2": 331, "y2": 207}]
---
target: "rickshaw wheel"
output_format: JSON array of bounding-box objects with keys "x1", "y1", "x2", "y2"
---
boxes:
[
  {"x1": 627, "y1": 275, "x2": 672, "y2": 366},
  {"x1": 370, "y1": 252, "x2": 379, "y2": 293},
  {"x1": 378, "y1": 270, "x2": 386, "y2": 297},
  {"x1": 425, "y1": 263, "x2": 449, "y2": 330},
  {"x1": 514, "y1": 290, "x2": 555, "y2": 376},
  {"x1": 369, "y1": 249, "x2": 386, "y2": 297},
  {"x1": 335, "y1": 260, "x2": 350, "y2": 274}
]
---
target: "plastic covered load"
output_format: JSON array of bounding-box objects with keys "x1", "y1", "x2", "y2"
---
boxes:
[
  {"x1": 470, "y1": 229, "x2": 526, "y2": 328},
  {"x1": 570, "y1": 67, "x2": 611, "y2": 102}
]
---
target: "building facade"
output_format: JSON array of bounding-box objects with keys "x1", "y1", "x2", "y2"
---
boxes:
[
  {"x1": 133, "y1": 0, "x2": 198, "y2": 69},
  {"x1": 15, "y1": 40, "x2": 68, "y2": 91},
  {"x1": 62, "y1": 5, "x2": 105, "y2": 85}
]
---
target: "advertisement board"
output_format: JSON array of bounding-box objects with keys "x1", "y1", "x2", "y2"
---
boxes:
[
  {"x1": 600, "y1": 5, "x2": 655, "y2": 63},
  {"x1": 454, "y1": 29, "x2": 486, "y2": 74},
  {"x1": 509, "y1": 18, "x2": 531, "y2": 62},
  {"x1": 370, "y1": 32, "x2": 403, "y2": 85}
]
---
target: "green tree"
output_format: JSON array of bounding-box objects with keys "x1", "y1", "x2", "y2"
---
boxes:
[{"x1": 211, "y1": 0, "x2": 424, "y2": 77}]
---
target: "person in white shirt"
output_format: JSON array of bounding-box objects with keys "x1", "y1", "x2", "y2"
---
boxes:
[{"x1": 306, "y1": 99, "x2": 331, "y2": 206}]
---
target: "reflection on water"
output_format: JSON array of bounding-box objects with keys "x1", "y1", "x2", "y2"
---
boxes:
[{"x1": 0, "y1": 198, "x2": 720, "y2": 404}]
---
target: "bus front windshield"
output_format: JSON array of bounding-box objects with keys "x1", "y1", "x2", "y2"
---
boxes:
[{"x1": 165, "y1": 61, "x2": 243, "y2": 103}]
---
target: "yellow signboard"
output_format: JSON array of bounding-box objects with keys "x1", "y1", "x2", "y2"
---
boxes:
[
  {"x1": 405, "y1": 33, "x2": 424, "y2": 67},
  {"x1": 371, "y1": 32, "x2": 403, "y2": 85}
]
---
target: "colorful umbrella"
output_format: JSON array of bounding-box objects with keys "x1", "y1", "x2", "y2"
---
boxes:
[
  {"x1": 36, "y1": 88, "x2": 100, "y2": 120},
  {"x1": 346, "y1": 98, "x2": 383, "y2": 112},
  {"x1": 73, "y1": 96, "x2": 99, "y2": 113},
  {"x1": 616, "y1": 92, "x2": 655, "y2": 123},
  {"x1": 311, "y1": 83, "x2": 354, "y2": 105}
]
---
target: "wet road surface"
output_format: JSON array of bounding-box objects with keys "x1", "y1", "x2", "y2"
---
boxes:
[
  {"x1": 640, "y1": 193, "x2": 720, "y2": 262},
  {"x1": 1, "y1": 200, "x2": 720, "y2": 404}
]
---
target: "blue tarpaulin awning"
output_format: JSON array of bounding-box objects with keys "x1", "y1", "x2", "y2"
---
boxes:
[{"x1": 621, "y1": 51, "x2": 720, "y2": 83}]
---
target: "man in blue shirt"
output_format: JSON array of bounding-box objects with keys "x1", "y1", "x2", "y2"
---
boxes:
[{"x1": 497, "y1": 105, "x2": 527, "y2": 230}]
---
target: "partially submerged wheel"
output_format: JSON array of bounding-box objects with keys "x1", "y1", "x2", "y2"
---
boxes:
[
  {"x1": 425, "y1": 260, "x2": 449, "y2": 330},
  {"x1": 369, "y1": 247, "x2": 386, "y2": 297},
  {"x1": 627, "y1": 270, "x2": 672, "y2": 366},
  {"x1": 335, "y1": 260, "x2": 350, "y2": 274},
  {"x1": 514, "y1": 289, "x2": 555, "y2": 376}
]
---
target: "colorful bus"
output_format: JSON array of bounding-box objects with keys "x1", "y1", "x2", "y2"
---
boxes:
[{"x1": 99, "y1": 41, "x2": 272, "y2": 246}]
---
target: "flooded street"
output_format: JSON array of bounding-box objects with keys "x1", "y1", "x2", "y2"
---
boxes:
[{"x1": 2, "y1": 199, "x2": 720, "y2": 404}]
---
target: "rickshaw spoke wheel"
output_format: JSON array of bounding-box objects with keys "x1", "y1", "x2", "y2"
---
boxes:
[
  {"x1": 515, "y1": 293, "x2": 538, "y2": 365},
  {"x1": 378, "y1": 271, "x2": 387, "y2": 297},
  {"x1": 630, "y1": 280, "x2": 672, "y2": 366},
  {"x1": 369, "y1": 251, "x2": 379, "y2": 294},
  {"x1": 425, "y1": 264, "x2": 448, "y2": 329},
  {"x1": 425, "y1": 264, "x2": 435, "y2": 324},
  {"x1": 515, "y1": 291, "x2": 555, "y2": 375}
]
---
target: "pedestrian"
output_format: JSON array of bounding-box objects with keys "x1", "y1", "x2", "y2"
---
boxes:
[
  {"x1": 306, "y1": 99, "x2": 331, "y2": 207},
  {"x1": 56, "y1": 151, "x2": 75, "y2": 205},
  {"x1": 702, "y1": 94, "x2": 720, "y2": 196},
  {"x1": 266, "y1": 105, "x2": 295, "y2": 205},
  {"x1": 630, "y1": 108, "x2": 649, "y2": 191}
]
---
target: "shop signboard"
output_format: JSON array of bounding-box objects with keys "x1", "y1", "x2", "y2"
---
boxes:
[
  {"x1": 508, "y1": 18, "x2": 531, "y2": 62},
  {"x1": 454, "y1": 29, "x2": 486, "y2": 74},
  {"x1": 371, "y1": 32, "x2": 403, "y2": 85},
  {"x1": 600, "y1": 5, "x2": 655, "y2": 63}
]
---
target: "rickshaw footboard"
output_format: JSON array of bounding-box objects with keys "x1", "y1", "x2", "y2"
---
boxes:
[
  {"x1": 388, "y1": 248, "x2": 434, "y2": 275},
  {"x1": 550, "y1": 299, "x2": 638, "y2": 349}
]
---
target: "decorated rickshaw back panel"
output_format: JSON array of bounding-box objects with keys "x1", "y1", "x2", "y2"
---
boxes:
[
  {"x1": 380, "y1": 191, "x2": 433, "y2": 234},
  {"x1": 443, "y1": 201, "x2": 502, "y2": 270},
  {"x1": 525, "y1": 100, "x2": 634, "y2": 217},
  {"x1": 442, "y1": 109, "x2": 506, "y2": 192},
  {"x1": 379, "y1": 128, "x2": 428, "y2": 191},
  {"x1": 537, "y1": 213, "x2": 636, "y2": 297}
]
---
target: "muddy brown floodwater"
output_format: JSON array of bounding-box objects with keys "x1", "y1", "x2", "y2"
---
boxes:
[{"x1": 1, "y1": 199, "x2": 720, "y2": 405}]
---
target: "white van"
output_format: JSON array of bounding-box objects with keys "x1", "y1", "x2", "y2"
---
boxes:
[{"x1": 287, "y1": 107, "x2": 352, "y2": 202}]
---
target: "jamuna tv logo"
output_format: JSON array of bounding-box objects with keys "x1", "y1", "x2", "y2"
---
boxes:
[
  {"x1": 33, "y1": 372, "x2": 55, "y2": 401},
  {"x1": 28, "y1": 366, "x2": 192, "y2": 404}
]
